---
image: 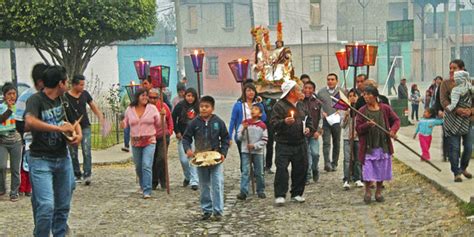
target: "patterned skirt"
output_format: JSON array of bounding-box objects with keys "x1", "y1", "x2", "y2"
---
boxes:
[{"x1": 362, "y1": 148, "x2": 392, "y2": 182}]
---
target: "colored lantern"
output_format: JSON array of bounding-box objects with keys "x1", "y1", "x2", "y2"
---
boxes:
[
  {"x1": 191, "y1": 50, "x2": 205, "y2": 73},
  {"x1": 150, "y1": 65, "x2": 171, "y2": 88},
  {"x1": 124, "y1": 81, "x2": 141, "y2": 101},
  {"x1": 335, "y1": 49, "x2": 348, "y2": 70},
  {"x1": 364, "y1": 45, "x2": 378, "y2": 66},
  {"x1": 133, "y1": 59, "x2": 151, "y2": 80},
  {"x1": 345, "y1": 43, "x2": 366, "y2": 67},
  {"x1": 228, "y1": 58, "x2": 250, "y2": 83}
]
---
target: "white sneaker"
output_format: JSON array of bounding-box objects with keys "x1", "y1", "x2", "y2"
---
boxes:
[
  {"x1": 291, "y1": 196, "x2": 305, "y2": 203},
  {"x1": 275, "y1": 197, "x2": 286, "y2": 206},
  {"x1": 343, "y1": 181, "x2": 350, "y2": 190},
  {"x1": 355, "y1": 180, "x2": 364, "y2": 188}
]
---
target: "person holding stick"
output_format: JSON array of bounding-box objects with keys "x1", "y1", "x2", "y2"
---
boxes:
[{"x1": 356, "y1": 86, "x2": 400, "y2": 204}]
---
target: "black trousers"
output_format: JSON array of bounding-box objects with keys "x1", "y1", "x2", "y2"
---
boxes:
[
  {"x1": 274, "y1": 142, "x2": 308, "y2": 198},
  {"x1": 265, "y1": 122, "x2": 275, "y2": 169},
  {"x1": 153, "y1": 136, "x2": 170, "y2": 189}
]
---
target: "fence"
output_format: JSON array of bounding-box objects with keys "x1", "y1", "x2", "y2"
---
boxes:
[{"x1": 87, "y1": 107, "x2": 124, "y2": 150}]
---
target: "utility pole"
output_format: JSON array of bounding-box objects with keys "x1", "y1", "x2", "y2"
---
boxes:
[
  {"x1": 327, "y1": 26, "x2": 330, "y2": 73},
  {"x1": 416, "y1": 1, "x2": 426, "y2": 82},
  {"x1": 455, "y1": 0, "x2": 461, "y2": 58},
  {"x1": 300, "y1": 28, "x2": 304, "y2": 73},
  {"x1": 9, "y1": 41, "x2": 18, "y2": 88},
  {"x1": 358, "y1": 0, "x2": 370, "y2": 42},
  {"x1": 174, "y1": 0, "x2": 184, "y2": 79}
]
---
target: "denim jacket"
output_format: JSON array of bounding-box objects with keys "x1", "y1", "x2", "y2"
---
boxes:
[{"x1": 182, "y1": 115, "x2": 230, "y2": 157}]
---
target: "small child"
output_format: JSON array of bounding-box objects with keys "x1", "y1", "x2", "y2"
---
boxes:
[
  {"x1": 236, "y1": 104, "x2": 268, "y2": 200},
  {"x1": 413, "y1": 108, "x2": 443, "y2": 161},
  {"x1": 446, "y1": 71, "x2": 473, "y2": 112},
  {"x1": 182, "y1": 96, "x2": 230, "y2": 221},
  {"x1": 341, "y1": 89, "x2": 363, "y2": 190}
]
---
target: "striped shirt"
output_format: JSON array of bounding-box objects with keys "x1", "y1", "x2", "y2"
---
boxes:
[
  {"x1": 15, "y1": 87, "x2": 37, "y2": 121},
  {"x1": 236, "y1": 119, "x2": 268, "y2": 155}
]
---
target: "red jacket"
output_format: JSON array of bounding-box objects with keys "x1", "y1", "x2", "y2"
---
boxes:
[
  {"x1": 155, "y1": 102, "x2": 174, "y2": 137},
  {"x1": 355, "y1": 103, "x2": 400, "y2": 164}
]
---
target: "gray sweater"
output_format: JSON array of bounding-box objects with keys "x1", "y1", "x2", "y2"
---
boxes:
[
  {"x1": 237, "y1": 119, "x2": 268, "y2": 155},
  {"x1": 317, "y1": 86, "x2": 341, "y2": 119}
]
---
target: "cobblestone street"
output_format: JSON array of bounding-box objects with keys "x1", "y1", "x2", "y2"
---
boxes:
[{"x1": 0, "y1": 99, "x2": 473, "y2": 235}]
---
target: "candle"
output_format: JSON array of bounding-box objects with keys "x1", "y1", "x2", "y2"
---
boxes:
[
  {"x1": 237, "y1": 58, "x2": 243, "y2": 79},
  {"x1": 290, "y1": 111, "x2": 294, "y2": 118},
  {"x1": 194, "y1": 50, "x2": 199, "y2": 56},
  {"x1": 354, "y1": 42, "x2": 359, "y2": 63},
  {"x1": 366, "y1": 45, "x2": 370, "y2": 64},
  {"x1": 131, "y1": 80, "x2": 135, "y2": 86}
]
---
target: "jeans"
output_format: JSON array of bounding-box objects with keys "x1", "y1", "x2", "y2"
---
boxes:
[
  {"x1": 29, "y1": 156, "x2": 73, "y2": 237},
  {"x1": 411, "y1": 104, "x2": 419, "y2": 120},
  {"x1": 343, "y1": 140, "x2": 361, "y2": 182},
  {"x1": 306, "y1": 137, "x2": 320, "y2": 181},
  {"x1": 132, "y1": 144, "x2": 156, "y2": 196},
  {"x1": 124, "y1": 126, "x2": 130, "y2": 148},
  {"x1": 153, "y1": 136, "x2": 170, "y2": 189},
  {"x1": 178, "y1": 140, "x2": 199, "y2": 186},
  {"x1": 322, "y1": 121, "x2": 341, "y2": 169},
  {"x1": 240, "y1": 153, "x2": 265, "y2": 195},
  {"x1": 0, "y1": 140, "x2": 22, "y2": 196},
  {"x1": 447, "y1": 131, "x2": 472, "y2": 176},
  {"x1": 69, "y1": 127, "x2": 92, "y2": 178},
  {"x1": 197, "y1": 163, "x2": 224, "y2": 215},
  {"x1": 274, "y1": 143, "x2": 308, "y2": 198}
]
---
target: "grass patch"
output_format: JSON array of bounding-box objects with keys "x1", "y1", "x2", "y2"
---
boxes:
[
  {"x1": 89, "y1": 123, "x2": 124, "y2": 150},
  {"x1": 459, "y1": 202, "x2": 474, "y2": 216}
]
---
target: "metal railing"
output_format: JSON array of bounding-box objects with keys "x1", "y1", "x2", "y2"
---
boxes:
[{"x1": 87, "y1": 107, "x2": 124, "y2": 150}]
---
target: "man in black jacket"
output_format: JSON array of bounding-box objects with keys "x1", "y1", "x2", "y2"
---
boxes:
[{"x1": 271, "y1": 80, "x2": 314, "y2": 206}]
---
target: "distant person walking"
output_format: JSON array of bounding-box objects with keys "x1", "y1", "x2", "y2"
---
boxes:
[
  {"x1": 409, "y1": 84, "x2": 421, "y2": 121},
  {"x1": 398, "y1": 78, "x2": 408, "y2": 100}
]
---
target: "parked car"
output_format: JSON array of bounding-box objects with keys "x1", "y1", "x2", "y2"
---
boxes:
[{"x1": 0, "y1": 82, "x2": 31, "y2": 103}]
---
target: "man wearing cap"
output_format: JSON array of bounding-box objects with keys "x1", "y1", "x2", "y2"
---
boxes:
[{"x1": 270, "y1": 80, "x2": 314, "y2": 206}]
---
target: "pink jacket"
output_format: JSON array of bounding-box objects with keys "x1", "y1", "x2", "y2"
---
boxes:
[{"x1": 123, "y1": 104, "x2": 161, "y2": 138}]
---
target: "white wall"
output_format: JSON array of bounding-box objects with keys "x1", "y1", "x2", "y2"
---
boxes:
[{"x1": 0, "y1": 46, "x2": 119, "y2": 90}]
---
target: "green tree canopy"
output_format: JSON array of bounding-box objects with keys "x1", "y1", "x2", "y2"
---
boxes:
[{"x1": 0, "y1": 0, "x2": 157, "y2": 78}]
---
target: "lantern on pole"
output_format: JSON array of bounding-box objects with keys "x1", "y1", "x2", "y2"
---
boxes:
[
  {"x1": 335, "y1": 49, "x2": 348, "y2": 90},
  {"x1": 133, "y1": 58, "x2": 151, "y2": 80},
  {"x1": 191, "y1": 49, "x2": 205, "y2": 99},
  {"x1": 149, "y1": 64, "x2": 171, "y2": 194},
  {"x1": 363, "y1": 45, "x2": 378, "y2": 79},
  {"x1": 345, "y1": 42, "x2": 366, "y2": 89},
  {"x1": 124, "y1": 81, "x2": 141, "y2": 101}
]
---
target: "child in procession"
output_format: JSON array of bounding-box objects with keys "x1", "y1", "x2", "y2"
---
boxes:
[
  {"x1": 182, "y1": 96, "x2": 230, "y2": 221},
  {"x1": 236, "y1": 104, "x2": 268, "y2": 200},
  {"x1": 413, "y1": 108, "x2": 443, "y2": 161}
]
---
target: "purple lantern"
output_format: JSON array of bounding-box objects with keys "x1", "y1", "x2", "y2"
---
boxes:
[
  {"x1": 134, "y1": 59, "x2": 151, "y2": 80},
  {"x1": 345, "y1": 43, "x2": 366, "y2": 67},
  {"x1": 228, "y1": 58, "x2": 250, "y2": 83},
  {"x1": 191, "y1": 50, "x2": 205, "y2": 73}
]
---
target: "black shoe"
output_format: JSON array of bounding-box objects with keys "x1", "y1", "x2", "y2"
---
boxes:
[
  {"x1": 257, "y1": 193, "x2": 266, "y2": 199},
  {"x1": 25, "y1": 192, "x2": 32, "y2": 197},
  {"x1": 152, "y1": 184, "x2": 158, "y2": 190},
  {"x1": 312, "y1": 171, "x2": 320, "y2": 182},
  {"x1": 183, "y1": 179, "x2": 190, "y2": 187},
  {"x1": 84, "y1": 177, "x2": 91, "y2": 186},
  {"x1": 121, "y1": 147, "x2": 130, "y2": 152},
  {"x1": 324, "y1": 166, "x2": 331, "y2": 172},
  {"x1": 201, "y1": 213, "x2": 212, "y2": 221},
  {"x1": 237, "y1": 193, "x2": 247, "y2": 200},
  {"x1": 213, "y1": 214, "x2": 223, "y2": 221},
  {"x1": 191, "y1": 185, "x2": 199, "y2": 191}
]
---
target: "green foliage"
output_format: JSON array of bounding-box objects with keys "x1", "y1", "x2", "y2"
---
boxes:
[
  {"x1": 0, "y1": 0, "x2": 157, "y2": 76},
  {"x1": 106, "y1": 83, "x2": 121, "y2": 114}
]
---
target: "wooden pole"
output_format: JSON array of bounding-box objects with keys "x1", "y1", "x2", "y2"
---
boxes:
[
  {"x1": 349, "y1": 66, "x2": 357, "y2": 181},
  {"x1": 332, "y1": 96, "x2": 442, "y2": 172},
  {"x1": 160, "y1": 86, "x2": 171, "y2": 194},
  {"x1": 196, "y1": 72, "x2": 202, "y2": 99}
]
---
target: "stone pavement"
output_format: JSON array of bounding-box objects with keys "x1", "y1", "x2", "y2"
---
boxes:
[
  {"x1": 0, "y1": 97, "x2": 473, "y2": 235},
  {"x1": 395, "y1": 125, "x2": 474, "y2": 204}
]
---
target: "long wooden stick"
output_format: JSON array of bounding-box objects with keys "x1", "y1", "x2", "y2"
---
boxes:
[
  {"x1": 160, "y1": 87, "x2": 171, "y2": 194},
  {"x1": 332, "y1": 96, "x2": 442, "y2": 172}
]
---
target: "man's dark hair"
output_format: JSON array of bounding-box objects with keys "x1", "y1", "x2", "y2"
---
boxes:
[
  {"x1": 72, "y1": 75, "x2": 85, "y2": 85},
  {"x1": 130, "y1": 88, "x2": 147, "y2": 107},
  {"x1": 2, "y1": 82, "x2": 16, "y2": 95},
  {"x1": 357, "y1": 74, "x2": 367, "y2": 80},
  {"x1": 434, "y1": 76, "x2": 443, "y2": 81},
  {"x1": 199, "y1": 95, "x2": 215, "y2": 108},
  {"x1": 43, "y1": 66, "x2": 67, "y2": 88},
  {"x1": 177, "y1": 83, "x2": 186, "y2": 92},
  {"x1": 450, "y1": 59, "x2": 465, "y2": 70},
  {"x1": 31, "y1": 63, "x2": 48, "y2": 86},
  {"x1": 327, "y1": 73, "x2": 338, "y2": 80},
  {"x1": 364, "y1": 86, "x2": 379, "y2": 97},
  {"x1": 251, "y1": 104, "x2": 263, "y2": 114},
  {"x1": 304, "y1": 81, "x2": 316, "y2": 90},
  {"x1": 300, "y1": 74, "x2": 311, "y2": 81}
]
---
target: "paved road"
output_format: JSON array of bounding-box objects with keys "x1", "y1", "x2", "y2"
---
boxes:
[{"x1": 0, "y1": 98, "x2": 473, "y2": 235}]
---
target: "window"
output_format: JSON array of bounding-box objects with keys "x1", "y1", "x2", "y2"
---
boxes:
[
  {"x1": 188, "y1": 6, "x2": 198, "y2": 30},
  {"x1": 208, "y1": 57, "x2": 219, "y2": 76},
  {"x1": 310, "y1": 0, "x2": 321, "y2": 26},
  {"x1": 224, "y1": 3, "x2": 234, "y2": 28},
  {"x1": 268, "y1": 0, "x2": 280, "y2": 27},
  {"x1": 310, "y1": 55, "x2": 321, "y2": 72}
]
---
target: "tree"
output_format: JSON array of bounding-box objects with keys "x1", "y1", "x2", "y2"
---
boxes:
[{"x1": 0, "y1": 0, "x2": 157, "y2": 78}]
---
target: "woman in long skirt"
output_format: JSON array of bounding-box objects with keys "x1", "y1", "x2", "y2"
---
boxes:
[{"x1": 356, "y1": 86, "x2": 400, "y2": 204}]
